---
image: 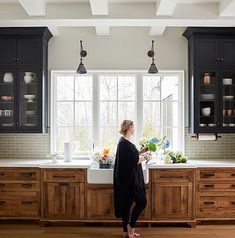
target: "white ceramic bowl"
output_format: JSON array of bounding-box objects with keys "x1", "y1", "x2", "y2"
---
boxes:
[
  {"x1": 201, "y1": 107, "x2": 211, "y2": 116},
  {"x1": 200, "y1": 94, "x2": 215, "y2": 100},
  {"x1": 223, "y1": 95, "x2": 234, "y2": 100},
  {"x1": 208, "y1": 123, "x2": 216, "y2": 127},
  {"x1": 26, "y1": 110, "x2": 35, "y2": 116},
  {"x1": 223, "y1": 78, "x2": 232, "y2": 85},
  {"x1": 229, "y1": 123, "x2": 235, "y2": 127},
  {"x1": 24, "y1": 95, "x2": 36, "y2": 102}
]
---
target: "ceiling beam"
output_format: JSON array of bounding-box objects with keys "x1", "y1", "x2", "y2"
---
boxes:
[
  {"x1": 1, "y1": 18, "x2": 235, "y2": 28},
  {"x1": 95, "y1": 26, "x2": 110, "y2": 36},
  {"x1": 18, "y1": 0, "x2": 45, "y2": 16},
  {"x1": 219, "y1": 0, "x2": 235, "y2": 16},
  {"x1": 150, "y1": 26, "x2": 166, "y2": 36},
  {"x1": 156, "y1": 0, "x2": 178, "y2": 16},
  {"x1": 89, "y1": 0, "x2": 108, "y2": 15}
]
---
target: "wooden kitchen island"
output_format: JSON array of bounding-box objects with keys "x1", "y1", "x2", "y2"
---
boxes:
[{"x1": 1, "y1": 159, "x2": 235, "y2": 227}]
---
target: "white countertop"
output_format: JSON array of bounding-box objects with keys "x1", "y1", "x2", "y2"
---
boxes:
[
  {"x1": 0, "y1": 159, "x2": 92, "y2": 168},
  {"x1": 146, "y1": 158, "x2": 235, "y2": 168},
  {"x1": 0, "y1": 158, "x2": 235, "y2": 168}
]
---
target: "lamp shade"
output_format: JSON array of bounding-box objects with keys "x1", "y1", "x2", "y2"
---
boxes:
[
  {"x1": 148, "y1": 62, "x2": 158, "y2": 74},
  {"x1": 76, "y1": 62, "x2": 87, "y2": 74},
  {"x1": 77, "y1": 40, "x2": 87, "y2": 74}
]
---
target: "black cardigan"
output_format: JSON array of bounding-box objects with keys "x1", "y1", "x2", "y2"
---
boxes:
[{"x1": 113, "y1": 137, "x2": 146, "y2": 218}]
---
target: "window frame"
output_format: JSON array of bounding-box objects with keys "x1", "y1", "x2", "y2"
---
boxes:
[{"x1": 50, "y1": 70, "x2": 185, "y2": 157}]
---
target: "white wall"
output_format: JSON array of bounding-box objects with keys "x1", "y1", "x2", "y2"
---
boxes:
[
  {"x1": 48, "y1": 27, "x2": 187, "y2": 71},
  {"x1": 48, "y1": 26, "x2": 188, "y2": 126}
]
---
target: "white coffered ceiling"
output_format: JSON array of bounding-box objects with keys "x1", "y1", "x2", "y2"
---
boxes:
[{"x1": 0, "y1": 0, "x2": 234, "y2": 36}]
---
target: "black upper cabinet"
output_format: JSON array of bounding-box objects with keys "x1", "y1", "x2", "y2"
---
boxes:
[
  {"x1": 0, "y1": 38, "x2": 41, "y2": 67},
  {"x1": 0, "y1": 27, "x2": 52, "y2": 133},
  {"x1": 183, "y1": 27, "x2": 235, "y2": 134},
  {"x1": 195, "y1": 39, "x2": 235, "y2": 67},
  {"x1": 0, "y1": 39, "x2": 17, "y2": 66}
]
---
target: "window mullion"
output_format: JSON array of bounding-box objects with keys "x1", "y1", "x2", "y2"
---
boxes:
[
  {"x1": 93, "y1": 74, "x2": 99, "y2": 148},
  {"x1": 136, "y1": 74, "x2": 143, "y2": 143}
]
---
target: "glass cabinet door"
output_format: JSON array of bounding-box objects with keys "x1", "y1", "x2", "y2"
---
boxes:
[
  {"x1": 197, "y1": 71, "x2": 219, "y2": 131},
  {"x1": 18, "y1": 69, "x2": 41, "y2": 130},
  {"x1": 221, "y1": 71, "x2": 235, "y2": 130},
  {"x1": 0, "y1": 70, "x2": 16, "y2": 130}
]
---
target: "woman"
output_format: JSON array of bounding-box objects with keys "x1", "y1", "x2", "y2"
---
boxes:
[{"x1": 113, "y1": 120, "x2": 148, "y2": 238}]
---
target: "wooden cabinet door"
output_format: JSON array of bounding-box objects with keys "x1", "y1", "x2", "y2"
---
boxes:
[
  {"x1": 43, "y1": 182, "x2": 85, "y2": 219},
  {"x1": 195, "y1": 39, "x2": 219, "y2": 67},
  {"x1": 152, "y1": 182, "x2": 193, "y2": 220},
  {"x1": 17, "y1": 39, "x2": 41, "y2": 66},
  {"x1": 86, "y1": 188, "x2": 114, "y2": 219},
  {"x1": 0, "y1": 39, "x2": 17, "y2": 66},
  {"x1": 220, "y1": 39, "x2": 235, "y2": 67}
]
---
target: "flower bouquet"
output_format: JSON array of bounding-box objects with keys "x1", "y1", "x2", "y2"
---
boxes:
[
  {"x1": 162, "y1": 150, "x2": 188, "y2": 164},
  {"x1": 139, "y1": 136, "x2": 170, "y2": 163},
  {"x1": 139, "y1": 136, "x2": 170, "y2": 153},
  {"x1": 91, "y1": 148, "x2": 115, "y2": 169}
]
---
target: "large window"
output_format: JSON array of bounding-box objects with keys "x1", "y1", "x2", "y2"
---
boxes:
[{"x1": 51, "y1": 71, "x2": 184, "y2": 155}]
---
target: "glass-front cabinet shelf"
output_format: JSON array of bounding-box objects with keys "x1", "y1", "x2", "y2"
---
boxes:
[
  {"x1": 0, "y1": 27, "x2": 52, "y2": 133},
  {"x1": 195, "y1": 69, "x2": 235, "y2": 133}
]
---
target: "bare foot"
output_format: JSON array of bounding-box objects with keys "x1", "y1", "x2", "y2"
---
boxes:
[
  {"x1": 127, "y1": 224, "x2": 134, "y2": 238},
  {"x1": 134, "y1": 232, "x2": 140, "y2": 237}
]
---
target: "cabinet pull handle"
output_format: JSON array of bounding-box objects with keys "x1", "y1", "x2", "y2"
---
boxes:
[
  {"x1": 231, "y1": 184, "x2": 235, "y2": 188},
  {"x1": 0, "y1": 172, "x2": 5, "y2": 176},
  {"x1": 204, "y1": 184, "x2": 214, "y2": 188},
  {"x1": 21, "y1": 183, "x2": 32, "y2": 188},
  {"x1": 204, "y1": 201, "x2": 215, "y2": 205},
  {"x1": 231, "y1": 174, "x2": 235, "y2": 177},
  {"x1": 203, "y1": 173, "x2": 215, "y2": 177},
  {"x1": 0, "y1": 183, "x2": 5, "y2": 188},
  {"x1": 59, "y1": 182, "x2": 70, "y2": 186},
  {"x1": 160, "y1": 175, "x2": 184, "y2": 179},
  {"x1": 53, "y1": 175, "x2": 75, "y2": 179},
  {"x1": 21, "y1": 172, "x2": 33, "y2": 177},
  {"x1": 231, "y1": 201, "x2": 235, "y2": 205},
  {"x1": 22, "y1": 200, "x2": 33, "y2": 205},
  {"x1": 0, "y1": 201, "x2": 6, "y2": 205}
]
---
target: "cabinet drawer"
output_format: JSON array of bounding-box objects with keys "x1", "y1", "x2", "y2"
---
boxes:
[
  {"x1": 198, "y1": 196, "x2": 235, "y2": 217},
  {"x1": 198, "y1": 169, "x2": 235, "y2": 181},
  {"x1": 152, "y1": 169, "x2": 193, "y2": 182},
  {"x1": 0, "y1": 182, "x2": 39, "y2": 194},
  {"x1": 0, "y1": 196, "x2": 40, "y2": 217},
  {"x1": 0, "y1": 168, "x2": 40, "y2": 181},
  {"x1": 43, "y1": 169, "x2": 85, "y2": 182},
  {"x1": 199, "y1": 182, "x2": 235, "y2": 192}
]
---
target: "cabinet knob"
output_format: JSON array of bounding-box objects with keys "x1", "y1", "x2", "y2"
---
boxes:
[
  {"x1": 204, "y1": 184, "x2": 214, "y2": 188},
  {"x1": 204, "y1": 201, "x2": 215, "y2": 205},
  {"x1": 21, "y1": 183, "x2": 32, "y2": 188},
  {"x1": 216, "y1": 58, "x2": 220, "y2": 62},
  {"x1": 220, "y1": 58, "x2": 224, "y2": 61},
  {"x1": 21, "y1": 172, "x2": 33, "y2": 177},
  {"x1": 0, "y1": 201, "x2": 6, "y2": 205},
  {"x1": 21, "y1": 200, "x2": 33, "y2": 205},
  {"x1": 13, "y1": 58, "x2": 17, "y2": 62},
  {"x1": 203, "y1": 173, "x2": 215, "y2": 177}
]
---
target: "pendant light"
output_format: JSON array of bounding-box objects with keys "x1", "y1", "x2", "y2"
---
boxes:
[
  {"x1": 147, "y1": 40, "x2": 158, "y2": 74},
  {"x1": 76, "y1": 40, "x2": 87, "y2": 74}
]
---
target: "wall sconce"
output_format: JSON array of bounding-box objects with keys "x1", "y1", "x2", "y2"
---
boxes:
[
  {"x1": 76, "y1": 40, "x2": 87, "y2": 74},
  {"x1": 147, "y1": 40, "x2": 158, "y2": 74}
]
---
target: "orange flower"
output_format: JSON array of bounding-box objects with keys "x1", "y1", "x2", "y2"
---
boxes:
[{"x1": 102, "y1": 148, "x2": 110, "y2": 155}]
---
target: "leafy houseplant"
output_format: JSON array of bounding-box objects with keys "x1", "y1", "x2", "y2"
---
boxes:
[
  {"x1": 91, "y1": 148, "x2": 115, "y2": 169},
  {"x1": 162, "y1": 150, "x2": 188, "y2": 164}
]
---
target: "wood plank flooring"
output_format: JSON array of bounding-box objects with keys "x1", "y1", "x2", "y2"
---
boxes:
[{"x1": 0, "y1": 224, "x2": 235, "y2": 238}]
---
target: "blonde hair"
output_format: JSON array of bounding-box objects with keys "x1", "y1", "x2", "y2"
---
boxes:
[{"x1": 119, "y1": 120, "x2": 133, "y2": 135}]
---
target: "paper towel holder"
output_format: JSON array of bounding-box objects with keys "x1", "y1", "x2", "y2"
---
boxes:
[{"x1": 191, "y1": 134, "x2": 222, "y2": 141}]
